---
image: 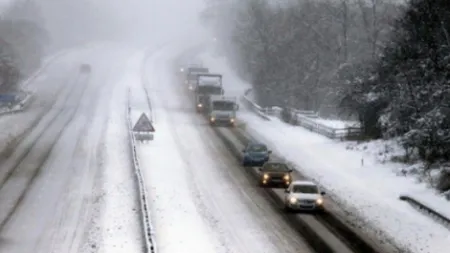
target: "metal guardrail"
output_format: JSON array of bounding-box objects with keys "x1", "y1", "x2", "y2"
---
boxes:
[
  {"x1": 241, "y1": 89, "x2": 271, "y2": 121},
  {"x1": 126, "y1": 88, "x2": 157, "y2": 253},
  {"x1": 241, "y1": 88, "x2": 362, "y2": 140},
  {"x1": 399, "y1": 195, "x2": 450, "y2": 230}
]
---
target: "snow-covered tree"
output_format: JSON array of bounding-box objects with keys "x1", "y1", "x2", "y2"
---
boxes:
[
  {"x1": 343, "y1": 0, "x2": 450, "y2": 188},
  {"x1": 203, "y1": 0, "x2": 398, "y2": 113}
]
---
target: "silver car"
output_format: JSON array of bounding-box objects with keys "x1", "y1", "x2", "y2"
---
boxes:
[{"x1": 284, "y1": 180, "x2": 326, "y2": 213}]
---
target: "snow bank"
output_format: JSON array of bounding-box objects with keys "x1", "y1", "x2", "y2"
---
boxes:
[{"x1": 345, "y1": 139, "x2": 450, "y2": 221}]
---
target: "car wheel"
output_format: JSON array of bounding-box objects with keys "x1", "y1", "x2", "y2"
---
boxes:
[{"x1": 284, "y1": 204, "x2": 292, "y2": 212}]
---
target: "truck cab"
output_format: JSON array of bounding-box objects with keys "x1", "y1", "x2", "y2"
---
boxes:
[
  {"x1": 186, "y1": 67, "x2": 209, "y2": 89},
  {"x1": 208, "y1": 96, "x2": 239, "y2": 126},
  {"x1": 195, "y1": 74, "x2": 224, "y2": 112}
]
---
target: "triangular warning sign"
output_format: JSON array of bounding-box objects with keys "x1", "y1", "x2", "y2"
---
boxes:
[{"x1": 133, "y1": 113, "x2": 155, "y2": 132}]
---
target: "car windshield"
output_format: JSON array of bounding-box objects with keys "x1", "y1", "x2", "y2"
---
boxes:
[
  {"x1": 262, "y1": 163, "x2": 289, "y2": 172},
  {"x1": 247, "y1": 144, "x2": 267, "y2": 152},
  {"x1": 212, "y1": 101, "x2": 235, "y2": 111},
  {"x1": 292, "y1": 185, "x2": 319, "y2": 194},
  {"x1": 198, "y1": 86, "x2": 222, "y2": 94}
]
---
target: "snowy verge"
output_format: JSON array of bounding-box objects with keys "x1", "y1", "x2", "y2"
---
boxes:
[
  {"x1": 398, "y1": 194, "x2": 450, "y2": 229},
  {"x1": 345, "y1": 139, "x2": 450, "y2": 227},
  {"x1": 241, "y1": 88, "x2": 271, "y2": 121},
  {"x1": 126, "y1": 87, "x2": 157, "y2": 253},
  {"x1": 241, "y1": 88, "x2": 361, "y2": 139}
]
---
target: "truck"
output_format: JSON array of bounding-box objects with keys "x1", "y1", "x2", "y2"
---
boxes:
[
  {"x1": 207, "y1": 95, "x2": 239, "y2": 126},
  {"x1": 185, "y1": 66, "x2": 209, "y2": 90},
  {"x1": 194, "y1": 74, "x2": 224, "y2": 113}
]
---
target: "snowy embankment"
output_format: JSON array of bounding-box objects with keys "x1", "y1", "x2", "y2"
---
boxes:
[{"x1": 199, "y1": 47, "x2": 450, "y2": 253}]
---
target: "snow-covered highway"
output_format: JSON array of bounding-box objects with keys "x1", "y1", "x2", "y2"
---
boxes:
[
  {"x1": 127, "y1": 44, "x2": 321, "y2": 253},
  {"x1": 0, "y1": 44, "x2": 144, "y2": 253}
]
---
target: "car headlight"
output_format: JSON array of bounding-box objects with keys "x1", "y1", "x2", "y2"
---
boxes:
[
  {"x1": 230, "y1": 118, "x2": 235, "y2": 123},
  {"x1": 283, "y1": 174, "x2": 290, "y2": 180},
  {"x1": 197, "y1": 104, "x2": 202, "y2": 107},
  {"x1": 263, "y1": 173, "x2": 269, "y2": 179},
  {"x1": 289, "y1": 197, "x2": 297, "y2": 204},
  {"x1": 210, "y1": 117, "x2": 215, "y2": 122},
  {"x1": 316, "y1": 198, "x2": 323, "y2": 205}
]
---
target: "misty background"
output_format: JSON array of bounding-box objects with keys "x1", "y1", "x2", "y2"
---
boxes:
[
  {"x1": 0, "y1": 0, "x2": 448, "y2": 191},
  {"x1": 0, "y1": 0, "x2": 205, "y2": 92}
]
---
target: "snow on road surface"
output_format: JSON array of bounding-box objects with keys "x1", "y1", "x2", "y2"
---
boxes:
[
  {"x1": 129, "y1": 44, "x2": 314, "y2": 253},
  {"x1": 0, "y1": 43, "x2": 143, "y2": 253},
  {"x1": 199, "y1": 46, "x2": 450, "y2": 253}
]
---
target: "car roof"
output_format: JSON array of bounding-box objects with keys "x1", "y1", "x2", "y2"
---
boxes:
[{"x1": 291, "y1": 180, "x2": 317, "y2": 186}]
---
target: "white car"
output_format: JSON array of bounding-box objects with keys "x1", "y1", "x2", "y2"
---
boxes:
[{"x1": 284, "y1": 180, "x2": 326, "y2": 213}]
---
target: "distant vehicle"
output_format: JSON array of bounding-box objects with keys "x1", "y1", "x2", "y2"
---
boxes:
[
  {"x1": 284, "y1": 180, "x2": 326, "y2": 213},
  {"x1": 194, "y1": 73, "x2": 223, "y2": 112},
  {"x1": 242, "y1": 142, "x2": 271, "y2": 166},
  {"x1": 80, "y1": 64, "x2": 91, "y2": 73},
  {"x1": 208, "y1": 95, "x2": 239, "y2": 126},
  {"x1": 186, "y1": 66, "x2": 209, "y2": 89},
  {"x1": 258, "y1": 162, "x2": 292, "y2": 188}
]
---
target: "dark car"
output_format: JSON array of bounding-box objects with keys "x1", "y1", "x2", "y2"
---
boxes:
[
  {"x1": 242, "y1": 142, "x2": 271, "y2": 166},
  {"x1": 80, "y1": 64, "x2": 91, "y2": 73},
  {"x1": 258, "y1": 162, "x2": 293, "y2": 188}
]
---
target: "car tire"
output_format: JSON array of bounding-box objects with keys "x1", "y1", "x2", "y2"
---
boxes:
[{"x1": 284, "y1": 204, "x2": 292, "y2": 213}]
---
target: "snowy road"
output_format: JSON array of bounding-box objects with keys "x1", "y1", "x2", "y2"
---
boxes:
[
  {"x1": 129, "y1": 46, "x2": 314, "y2": 253},
  {"x1": 0, "y1": 44, "x2": 143, "y2": 253}
]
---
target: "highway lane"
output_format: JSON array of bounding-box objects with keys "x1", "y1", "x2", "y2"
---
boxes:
[
  {"x1": 134, "y1": 45, "x2": 315, "y2": 253},
  {"x1": 0, "y1": 44, "x2": 144, "y2": 253}
]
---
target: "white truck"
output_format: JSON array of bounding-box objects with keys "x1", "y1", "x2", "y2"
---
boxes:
[
  {"x1": 208, "y1": 95, "x2": 239, "y2": 126},
  {"x1": 195, "y1": 74, "x2": 224, "y2": 113},
  {"x1": 186, "y1": 66, "x2": 209, "y2": 90}
]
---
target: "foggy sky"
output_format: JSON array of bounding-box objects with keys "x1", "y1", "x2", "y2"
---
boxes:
[{"x1": 37, "y1": 0, "x2": 207, "y2": 49}]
